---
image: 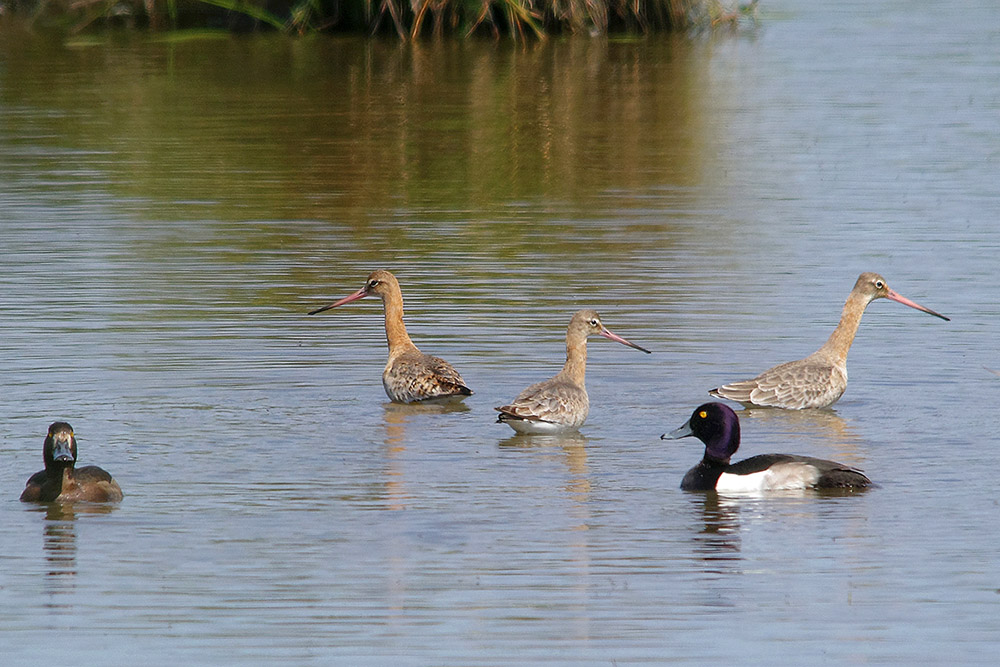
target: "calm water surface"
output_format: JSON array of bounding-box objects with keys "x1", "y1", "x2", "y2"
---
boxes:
[{"x1": 2, "y1": 0, "x2": 999, "y2": 663}]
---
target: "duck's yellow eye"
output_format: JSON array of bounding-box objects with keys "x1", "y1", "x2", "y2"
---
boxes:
[{"x1": 699, "y1": 410, "x2": 708, "y2": 419}]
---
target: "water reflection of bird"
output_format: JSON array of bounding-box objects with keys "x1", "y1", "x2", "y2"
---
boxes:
[
  {"x1": 309, "y1": 270, "x2": 473, "y2": 403},
  {"x1": 21, "y1": 496, "x2": 120, "y2": 599},
  {"x1": 496, "y1": 309, "x2": 651, "y2": 434},
  {"x1": 498, "y1": 432, "x2": 591, "y2": 508},
  {"x1": 20, "y1": 422, "x2": 123, "y2": 503},
  {"x1": 739, "y1": 406, "x2": 865, "y2": 465},
  {"x1": 497, "y1": 431, "x2": 589, "y2": 457},
  {"x1": 662, "y1": 403, "x2": 872, "y2": 492},
  {"x1": 710, "y1": 272, "x2": 949, "y2": 409},
  {"x1": 689, "y1": 493, "x2": 742, "y2": 571},
  {"x1": 44, "y1": 504, "x2": 78, "y2": 588}
]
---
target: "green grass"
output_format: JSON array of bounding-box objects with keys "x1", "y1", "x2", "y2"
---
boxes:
[{"x1": 8, "y1": 0, "x2": 757, "y2": 38}]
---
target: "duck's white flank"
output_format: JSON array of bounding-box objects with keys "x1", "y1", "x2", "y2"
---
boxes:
[{"x1": 715, "y1": 462, "x2": 821, "y2": 493}]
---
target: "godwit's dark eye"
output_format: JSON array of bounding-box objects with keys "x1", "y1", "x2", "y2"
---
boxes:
[
  {"x1": 369, "y1": 280, "x2": 380, "y2": 288},
  {"x1": 590, "y1": 319, "x2": 599, "y2": 327},
  {"x1": 875, "y1": 280, "x2": 885, "y2": 289}
]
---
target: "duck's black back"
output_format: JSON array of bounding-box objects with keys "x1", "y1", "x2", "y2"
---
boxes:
[
  {"x1": 729, "y1": 453, "x2": 871, "y2": 488},
  {"x1": 683, "y1": 454, "x2": 872, "y2": 491}
]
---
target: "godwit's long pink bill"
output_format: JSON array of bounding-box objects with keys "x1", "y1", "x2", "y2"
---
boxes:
[
  {"x1": 309, "y1": 270, "x2": 472, "y2": 404},
  {"x1": 709, "y1": 272, "x2": 948, "y2": 410},
  {"x1": 882, "y1": 288, "x2": 949, "y2": 321},
  {"x1": 308, "y1": 287, "x2": 366, "y2": 315},
  {"x1": 600, "y1": 328, "x2": 651, "y2": 353}
]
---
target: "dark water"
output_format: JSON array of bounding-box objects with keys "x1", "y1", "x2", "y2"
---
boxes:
[{"x1": 2, "y1": 0, "x2": 999, "y2": 663}]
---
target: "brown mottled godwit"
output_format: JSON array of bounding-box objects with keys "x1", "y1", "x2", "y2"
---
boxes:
[{"x1": 309, "y1": 270, "x2": 472, "y2": 403}]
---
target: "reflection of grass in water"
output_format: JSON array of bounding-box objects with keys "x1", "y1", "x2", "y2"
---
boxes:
[
  {"x1": 147, "y1": 28, "x2": 234, "y2": 42},
  {"x1": 17, "y1": 0, "x2": 754, "y2": 38},
  {"x1": 2, "y1": 35, "x2": 712, "y2": 226}
]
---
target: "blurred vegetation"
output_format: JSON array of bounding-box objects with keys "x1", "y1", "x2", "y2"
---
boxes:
[
  {"x1": 0, "y1": 0, "x2": 757, "y2": 38},
  {"x1": 0, "y1": 35, "x2": 714, "y2": 224}
]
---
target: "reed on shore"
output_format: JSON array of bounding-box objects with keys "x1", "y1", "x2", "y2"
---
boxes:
[{"x1": 4, "y1": 0, "x2": 757, "y2": 38}]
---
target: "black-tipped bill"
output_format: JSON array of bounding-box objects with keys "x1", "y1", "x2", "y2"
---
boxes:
[
  {"x1": 661, "y1": 420, "x2": 694, "y2": 440},
  {"x1": 600, "y1": 328, "x2": 652, "y2": 354},
  {"x1": 51, "y1": 437, "x2": 74, "y2": 463},
  {"x1": 885, "y1": 288, "x2": 950, "y2": 321},
  {"x1": 308, "y1": 286, "x2": 368, "y2": 315}
]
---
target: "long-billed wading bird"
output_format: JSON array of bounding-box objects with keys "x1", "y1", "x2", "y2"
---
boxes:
[
  {"x1": 709, "y1": 272, "x2": 948, "y2": 409},
  {"x1": 496, "y1": 309, "x2": 651, "y2": 434},
  {"x1": 309, "y1": 270, "x2": 473, "y2": 403}
]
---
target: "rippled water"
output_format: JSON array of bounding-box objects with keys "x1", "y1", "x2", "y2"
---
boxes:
[{"x1": 2, "y1": 0, "x2": 999, "y2": 663}]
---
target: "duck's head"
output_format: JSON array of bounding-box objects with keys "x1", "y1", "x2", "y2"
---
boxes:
[
  {"x1": 854, "y1": 272, "x2": 949, "y2": 320},
  {"x1": 43, "y1": 421, "x2": 77, "y2": 470},
  {"x1": 309, "y1": 270, "x2": 400, "y2": 315},
  {"x1": 569, "y1": 309, "x2": 651, "y2": 353},
  {"x1": 661, "y1": 402, "x2": 740, "y2": 462}
]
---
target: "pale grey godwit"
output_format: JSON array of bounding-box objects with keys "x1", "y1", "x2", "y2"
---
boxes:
[
  {"x1": 709, "y1": 272, "x2": 948, "y2": 409},
  {"x1": 662, "y1": 402, "x2": 872, "y2": 491},
  {"x1": 309, "y1": 270, "x2": 472, "y2": 403},
  {"x1": 496, "y1": 309, "x2": 651, "y2": 434}
]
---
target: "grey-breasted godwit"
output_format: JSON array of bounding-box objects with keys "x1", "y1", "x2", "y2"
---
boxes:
[
  {"x1": 496, "y1": 309, "x2": 651, "y2": 434},
  {"x1": 709, "y1": 272, "x2": 948, "y2": 410}
]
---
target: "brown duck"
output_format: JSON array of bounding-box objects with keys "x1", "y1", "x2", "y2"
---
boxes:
[{"x1": 21, "y1": 422, "x2": 123, "y2": 503}]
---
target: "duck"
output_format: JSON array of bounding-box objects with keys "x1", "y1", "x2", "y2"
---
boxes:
[
  {"x1": 309, "y1": 270, "x2": 473, "y2": 403},
  {"x1": 496, "y1": 309, "x2": 651, "y2": 434},
  {"x1": 20, "y1": 422, "x2": 123, "y2": 503},
  {"x1": 710, "y1": 272, "x2": 949, "y2": 409},
  {"x1": 662, "y1": 402, "x2": 871, "y2": 492}
]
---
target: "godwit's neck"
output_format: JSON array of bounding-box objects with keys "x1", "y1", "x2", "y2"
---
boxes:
[
  {"x1": 558, "y1": 333, "x2": 588, "y2": 387},
  {"x1": 817, "y1": 290, "x2": 870, "y2": 364},
  {"x1": 381, "y1": 289, "x2": 418, "y2": 357}
]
